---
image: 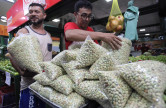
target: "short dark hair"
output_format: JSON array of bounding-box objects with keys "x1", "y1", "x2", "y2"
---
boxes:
[
  {"x1": 29, "y1": 3, "x2": 45, "y2": 13},
  {"x1": 74, "y1": 0, "x2": 92, "y2": 12}
]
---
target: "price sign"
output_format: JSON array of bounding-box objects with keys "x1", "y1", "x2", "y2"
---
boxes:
[{"x1": 5, "y1": 72, "x2": 11, "y2": 86}]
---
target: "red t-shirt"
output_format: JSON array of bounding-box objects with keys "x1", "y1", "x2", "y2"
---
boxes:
[{"x1": 64, "y1": 22, "x2": 98, "y2": 49}]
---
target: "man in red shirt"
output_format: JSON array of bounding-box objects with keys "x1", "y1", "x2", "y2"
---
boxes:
[{"x1": 64, "y1": 0, "x2": 122, "y2": 50}]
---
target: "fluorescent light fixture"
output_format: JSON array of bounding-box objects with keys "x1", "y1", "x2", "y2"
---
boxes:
[
  {"x1": 52, "y1": 19, "x2": 60, "y2": 22},
  {"x1": 1, "y1": 19, "x2": 7, "y2": 22},
  {"x1": 21, "y1": 17, "x2": 26, "y2": 20},
  {"x1": 6, "y1": 0, "x2": 14, "y2": 3},
  {"x1": 140, "y1": 29, "x2": 145, "y2": 31},
  {"x1": 1, "y1": 16, "x2": 7, "y2": 20},
  {"x1": 145, "y1": 34, "x2": 150, "y2": 36},
  {"x1": 105, "y1": 0, "x2": 112, "y2": 2}
]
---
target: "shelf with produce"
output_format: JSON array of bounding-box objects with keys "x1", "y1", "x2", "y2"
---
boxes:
[
  {"x1": 0, "y1": 58, "x2": 19, "y2": 76},
  {"x1": 129, "y1": 55, "x2": 166, "y2": 64},
  {"x1": 0, "y1": 57, "x2": 20, "y2": 108}
]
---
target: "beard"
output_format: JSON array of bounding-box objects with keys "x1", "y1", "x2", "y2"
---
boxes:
[{"x1": 29, "y1": 17, "x2": 44, "y2": 26}]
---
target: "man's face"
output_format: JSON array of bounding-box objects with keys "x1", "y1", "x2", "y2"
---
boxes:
[
  {"x1": 75, "y1": 7, "x2": 93, "y2": 30},
  {"x1": 28, "y1": 6, "x2": 46, "y2": 26}
]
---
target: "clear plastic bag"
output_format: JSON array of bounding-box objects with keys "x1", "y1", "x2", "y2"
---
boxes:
[
  {"x1": 51, "y1": 49, "x2": 79, "y2": 66},
  {"x1": 76, "y1": 36, "x2": 108, "y2": 68},
  {"x1": 119, "y1": 60, "x2": 166, "y2": 103},
  {"x1": 101, "y1": 38, "x2": 132, "y2": 64},
  {"x1": 39, "y1": 86, "x2": 54, "y2": 99},
  {"x1": 33, "y1": 72, "x2": 51, "y2": 86},
  {"x1": 65, "y1": 49, "x2": 80, "y2": 62},
  {"x1": 50, "y1": 75, "x2": 74, "y2": 95},
  {"x1": 29, "y1": 81, "x2": 43, "y2": 92},
  {"x1": 98, "y1": 70, "x2": 132, "y2": 108},
  {"x1": 7, "y1": 34, "x2": 43, "y2": 73},
  {"x1": 61, "y1": 61, "x2": 88, "y2": 84},
  {"x1": 74, "y1": 81, "x2": 108, "y2": 101},
  {"x1": 68, "y1": 42, "x2": 84, "y2": 50},
  {"x1": 50, "y1": 91, "x2": 85, "y2": 108},
  {"x1": 96, "y1": 100, "x2": 113, "y2": 108},
  {"x1": 51, "y1": 50, "x2": 66, "y2": 66},
  {"x1": 39, "y1": 61, "x2": 64, "y2": 80},
  {"x1": 89, "y1": 52, "x2": 117, "y2": 79},
  {"x1": 124, "y1": 92, "x2": 154, "y2": 108}
]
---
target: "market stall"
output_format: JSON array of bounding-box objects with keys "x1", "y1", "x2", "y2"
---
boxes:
[{"x1": 5, "y1": 0, "x2": 166, "y2": 108}]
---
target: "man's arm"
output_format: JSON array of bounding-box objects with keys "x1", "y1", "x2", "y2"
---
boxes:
[
  {"x1": 65, "y1": 29, "x2": 122, "y2": 50},
  {"x1": 8, "y1": 28, "x2": 37, "y2": 77},
  {"x1": 16, "y1": 28, "x2": 28, "y2": 37}
]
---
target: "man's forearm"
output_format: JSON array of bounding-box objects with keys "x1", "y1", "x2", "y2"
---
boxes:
[
  {"x1": 65, "y1": 29, "x2": 104, "y2": 41},
  {"x1": 65, "y1": 29, "x2": 122, "y2": 50}
]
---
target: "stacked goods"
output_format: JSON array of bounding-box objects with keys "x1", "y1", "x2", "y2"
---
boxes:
[
  {"x1": 50, "y1": 75, "x2": 74, "y2": 95},
  {"x1": 7, "y1": 34, "x2": 43, "y2": 73},
  {"x1": 62, "y1": 61, "x2": 88, "y2": 84},
  {"x1": 51, "y1": 49, "x2": 79, "y2": 66},
  {"x1": 124, "y1": 91, "x2": 166, "y2": 108},
  {"x1": 29, "y1": 36, "x2": 166, "y2": 108},
  {"x1": 33, "y1": 72, "x2": 51, "y2": 86},
  {"x1": 98, "y1": 71, "x2": 132, "y2": 108},
  {"x1": 39, "y1": 62, "x2": 64, "y2": 80},
  {"x1": 75, "y1": 36, "x2": 108, "y2": 68},
  {"x1": 119, "y1": 61, "x2": 166, "y2": 103},
  {"x1": 50, "y1": 92, "x2": 85, "y2": 108},
  {"x1": 74, "y1": 81, "x2": 108, "y2": 101},
  {"x1": 124, "y1": 92, "x2": 153, "y2": 108}
]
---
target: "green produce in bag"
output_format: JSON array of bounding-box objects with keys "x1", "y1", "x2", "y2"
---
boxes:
[{"x1": 106, "y1": 0, "x2": 124, "y2": 33}]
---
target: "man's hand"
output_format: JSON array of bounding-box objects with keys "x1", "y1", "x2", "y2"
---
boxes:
[
  {"x1": 20, "y1": 68, "x2": 37, "y2": 77},
  {"x1": 8, "y1": 53, "x2": 37, "y2": 77},
  {"x1": 102, "y1": 33, "x2": 122, "y2": 50}
]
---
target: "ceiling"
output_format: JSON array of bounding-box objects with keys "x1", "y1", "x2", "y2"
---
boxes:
[
  {"x1": 0, "y1": 0, "x2": 162, "y2": 38},
  {"x1": 0, "y1": 0, "x2": 14, "y2": 25}
]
